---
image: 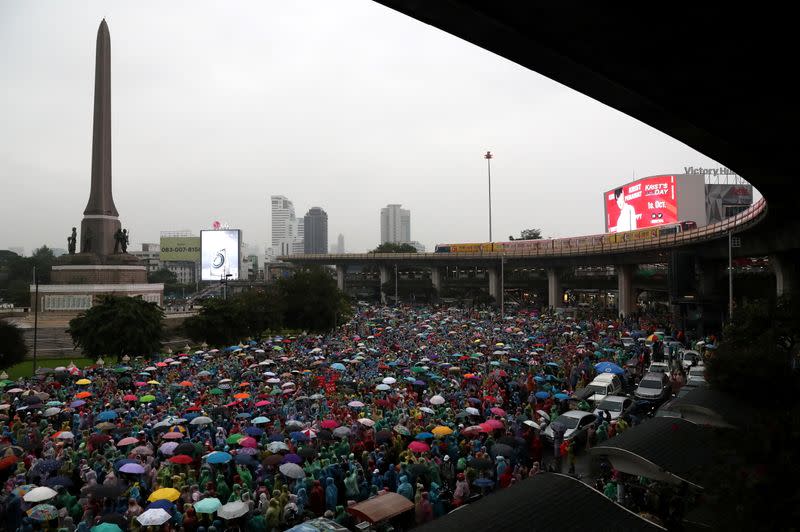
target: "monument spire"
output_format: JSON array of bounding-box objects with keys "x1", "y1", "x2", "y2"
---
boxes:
[{"x1": 80, "y1": 19, "x2": 120, "y2": 255}]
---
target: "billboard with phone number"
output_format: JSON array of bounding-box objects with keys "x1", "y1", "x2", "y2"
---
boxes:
[
  {"x1": 159, "y1": 236, "x2": 200, "y2": 262},
  {"x1": 604, "y1": 175, "x2": 678, "y2": 233}
]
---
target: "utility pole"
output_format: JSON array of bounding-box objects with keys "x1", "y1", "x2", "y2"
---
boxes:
[
  {"x1": 33, "y1": 266, "x2": 39, "y2": 376},
  {"x1": 500, "y1": 255, "x2": 505, "y2": 319},
  {"x1": 395, "y1": 264, "x2": 398, "y2": 306},
  {"x1": 485, "y1": 151, "x2": 493, "y2": 242}
]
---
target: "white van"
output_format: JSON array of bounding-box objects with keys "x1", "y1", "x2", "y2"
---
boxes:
[{"x1": 577, "y1": 373, "x2": 623, "y2": 402}]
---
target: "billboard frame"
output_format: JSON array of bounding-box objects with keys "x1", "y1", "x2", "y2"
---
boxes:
[{"x1": 200, "y1": 229, "x2": 241, "y2": 282}]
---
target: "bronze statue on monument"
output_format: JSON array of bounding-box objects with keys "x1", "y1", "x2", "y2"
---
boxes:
[{"x1": 67, "y1": 227, "x2": 77, "y2": 254}]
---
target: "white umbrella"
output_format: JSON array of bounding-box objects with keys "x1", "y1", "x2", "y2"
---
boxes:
[
  {"x1": 536, "y1": 410, "x2": 550, "y2": 421},
  {"x1": 382, "y1": 377, "x2": 396, "y2": 385},
  {"x1": 43, "y1": 407, "x2": 61, "y2": 417},
  {"x1": 347, "y1": 401, "x2": 364, "y2": 408},
  {"x1": 429, "y1": 395, "x2": 445, "y2": 405},
  {"x1": 523, "y1": 420, "x2": 541, "y2": 430},
  {"x1": 357, "y1": 418, "x2": 375, "y2": 427},
  {"x1": 279, "y1": 462, "x2": 306, "y2": 479},
  {"x1": 375, "y1": 384, "x2": 391, "y2": 391},
  {"x1": 217, "y1": 501, "x2": 249, "y2": 520},
  {"x1": 419, "y1": 407, "x2": 435, "y2": 414},
  {"x1": 267, "y1": 442, "x2": 288, "y2": 453},
  {"x1": 23, "y1": 486, "x2": 58, "y2": 503},
  {"x1": 137, "y1": 508, "x2": 171, "y2": 526},
  {"x1": 465, "y1": 407, "x2": 480, "y2": 416},
  {"x1": 285, "y1": 420, "x2": 304, "y2": 430},
  {"x1": 190, "y1": 416, "x2": 213, "y2": 425},
  {"x1": 56, "y1": 431, "x2": 75, "y2": 440}
]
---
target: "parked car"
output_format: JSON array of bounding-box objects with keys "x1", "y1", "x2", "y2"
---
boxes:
[
  {"x1": 593, "y1": 395, "x2": 634, "y2": 421},
  {"x1": 685, "y1": 366, "x2": 708, "y2": 388},
  {"x1": 542, "y1": 410, "x2": 597, "y2": 445},
  {"x1": 655, "y1": 397, "x2": 683, "y2": 418},
  {"x1": 647, "y1": 362, "x2": 670, "y2": 375},
  {"x1": 575, "y1": 373, "x2": 623, "y2": 402},
  {"x1": 680, "y1": 350, "x2": 702, "y2": 370},
  {"x1": 634, "y1": 372, "x2": 672, "y2": 402},
  {"x1": 621, "y1": 337, "x2": 636, "y2": 348}
]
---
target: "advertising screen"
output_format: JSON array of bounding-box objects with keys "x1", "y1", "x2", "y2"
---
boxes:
[
  {"x1": 160, "y1": 236, "x2": 201, "y2": 262},
  {"x1": 604, "y1": 175, "x2": 678, "y2": 233},
  {"x1": 200, "y1": 230, "x2": 240, "y2": 281}
]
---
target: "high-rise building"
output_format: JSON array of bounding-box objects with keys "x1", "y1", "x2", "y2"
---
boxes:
[
  {"x1": 380, "y1": 204, "x2": 411, "y2": 244},
  {"x1": 336, "y1": 234, "x2": 345, "y2": 253},
  {"x1": 270, "y1": 195, "x2": 303, "y2": 255},
  {"x1": 303, "y1": 207, "x2": 328, "y2": 254}
]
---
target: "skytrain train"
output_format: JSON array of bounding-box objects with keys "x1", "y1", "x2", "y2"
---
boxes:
[{"x1": 434, "y1": 221, "x2": 698, "y2": 254}]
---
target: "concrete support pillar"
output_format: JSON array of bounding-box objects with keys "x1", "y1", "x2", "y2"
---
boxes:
[
  {"x1": 430, "y1": 267, "x2": 443, "y2": 293},
  {"x1": 335, "y1": 264, "x2": 346, "y2": 292},
  {"x1": 617, "y1": 264, "x2": 636, "y2": 318},
  {"x1": 379, "y1": 265, "x2": 391, "y2": 305},
  {"x1": 487, "y1": 267, "x2": 500, "y2": 301},
  {"x1": 773, "y1": 253, "x2": 799, "y2": 297},
  {"x1": 547, "y1": 268, "x2": 563, "y2": 308}
]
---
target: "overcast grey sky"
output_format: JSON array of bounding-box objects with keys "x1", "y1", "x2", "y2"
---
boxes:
[{"x1": 1, "y1": 0, "x2": 736, "y2": 256}]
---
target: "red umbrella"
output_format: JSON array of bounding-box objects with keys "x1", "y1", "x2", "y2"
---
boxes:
[
  {"x1": 239, "y1": 437, "x2": 258, "y2": 448},
  {"x1": 461, "y1": 425, "x2": 486, "y2": 437},
  {"x1": 0, "y1": 455, "x2": 18, "y2": 470},
  {"x1": 168, "y1": 455, "x2": 193, "y2": 464},
  {"x1": 490, "y1": 407, "x2": 506, "y2": 416},
  {"x1": 320, "y1": 420, "x2": 339, "y2": 429},
  {"x1": 408, "y1": 441, "x2": 430, "y2": 453},
  {"x1": 483, "y1": 419, "x2": 504, "y2": 430}
]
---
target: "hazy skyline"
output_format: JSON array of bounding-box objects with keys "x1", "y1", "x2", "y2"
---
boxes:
[{"x1": 1, "y1": 1, "x2": 741, "y2": 256}]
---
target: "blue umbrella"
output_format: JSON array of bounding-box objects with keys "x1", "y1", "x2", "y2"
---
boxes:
[
  {"x1": 534, "y1": 391, "x2": 550, "y2": 400},
  {"x1": 97, "y1": 411, "x2": 117, "y2": 421},
  {"x1": 473, "y1": 478, "x2": 494, "y2": 488},
  {"x1": 244, "y1": 427, "x2": 263, "y2": 437},
  {"x1": 533, "y1": 376, "x2": 545, "y2": 383},
  {"x1": 554, "y1": 393, "x2": 570, "y2": 400},
  {"x1": 594, "y1": 362, "x2": 624, "y2": 375},
  {"x1": 206, "y1": 452, "x2": 232, "y2": 464},
  {"x1": 545, "y1": 362, "x2": 560, "y2": 367},
  {"x1": 415, "y1": 432, "x2": 434, "y2": 440},
  {"x1": 236, "y1": 412, "x2": 252, "y2": 419},
  {"x1": 146, "y1": 499, "x2": 174, "y2": 512},
  {"x1": 330, "y1": 363, "x2": 346, "y2": 371},
  {"x1": 289, "y1": 432, "x2": 309, "y2": 442}
]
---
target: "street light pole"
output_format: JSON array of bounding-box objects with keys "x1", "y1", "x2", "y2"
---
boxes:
[
  {"x1": 395, "y1": 264, "x2": 398, "y2": 306},
  {"x1": 500, "y1": 255, "x2": 505, "y2": 320},
  {"x1": 728, "y1": 232, "x2": 733, "y2": 321},
  {"x1": 33, "y1": 266, "x2": 39, "y2": 376},
  {"x1": 485, "y1": 151, "x2": 493, "y2": 242}
]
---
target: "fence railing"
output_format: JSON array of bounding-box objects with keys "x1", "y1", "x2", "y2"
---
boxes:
[{"x1": 281, "y1": 198, "x2": 768, "y2": 262}]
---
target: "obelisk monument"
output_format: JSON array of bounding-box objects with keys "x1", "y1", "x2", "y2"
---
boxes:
[
  {"x1": 38, "y1": 20, "x2": 163, "y2": 313},
  {"x1": 80, "y1": 19, "x2": 120, "y2": 257}
]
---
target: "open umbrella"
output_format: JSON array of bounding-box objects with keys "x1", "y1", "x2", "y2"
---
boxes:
[
  {"x1": 194, "y1": 497, "x2": 222, "y2": 514},
  {"x1": 92, "y1": 523, "x2": 123, "y2": 532},
  {"x1": 267, "y1": 441, "x2": 289, "y2": 453},
  {"x1": 332, "y1": 427, "x2": 351, "y2": 438},
  {"x1": 168, "y1": 454, "x2": 193, "y2": 465},
  {"x1": 190, "y1": 416, "x2": 212, "y2": 425},
  {"x1": 595, "y1": 361, "x2": 624, "y2": 375},
  {"x1": 27, "y1": 504, "x2": 59, "y2": 521},
  {"x1": 205, "y1": 451, "x2": 233, "y2": 464},
  {"x1": 87, "y1": 483, "x2": 126, "y2": 499},
  {"x1": 43, "y1": 476, "x2": 74, "y2": 488},
  {"x1": 408, "y1": 441, "x2": 429, "y2": 453},
  {"x1": 148, "y1": 487, "x2": 180, "y2": 502},
  {"x1": 117, "y1": 437, "x2": 139, "y2": 447},
  {"x1": 489, "y1": 443, "x2": 514, "y2": 458},
  {"x1": 137, "y1": 508, "x2": 171, "y2": 526},
  {"x1": 23, "y1": 486, "x2": 58, "y2": 503},
  {"x1": 279, "y1": 462, "x2": 306, "y2": 479},
  {"x1": 217, "y1": 501, "x2": 249, "y2": 519}
]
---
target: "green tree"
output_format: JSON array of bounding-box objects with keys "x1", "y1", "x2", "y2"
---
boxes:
[
  {"x1": 278, "y1": 267, "x2": 351, "y2": 332},
  {"x1": 1, "y1": 246, "x2": 56, "y2": 307},
  {"x1": 67, "y1": 295, "x2": 164, "y2": 360},
  {"x1": 233, "y1": 287, "x2": 286, "y2": 338},
  {"x1": 0, "y1": 320, "x2": 28, "y2": 369},
  {"x1": 148, "y1": 268, "x2": 179, "y2": 284},
  {"x1": 371, "y1": 243, "x2": 418, "y2": 253},
  {"x1": 509, "y1": 228, "x2": 543, "y2": 241},
  {"x1": 183, "y1": 298, "x2": 246, "y2": 346}
]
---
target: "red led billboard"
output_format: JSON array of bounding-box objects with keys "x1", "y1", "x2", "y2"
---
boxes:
[{"x1": 604, "y1": 175, "x2": 678, "y2": 233}]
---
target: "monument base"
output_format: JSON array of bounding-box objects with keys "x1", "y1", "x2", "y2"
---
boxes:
[{"x1": 30, "y1": 282, "x2": 164, "y2": 313}]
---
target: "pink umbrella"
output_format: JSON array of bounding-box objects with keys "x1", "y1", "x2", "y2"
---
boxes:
[
  {"x1": 255, "y1": 400, "x2": 271, "y2": 407},
  {"x1": 490, "y1": 407, "x2": 506, "y2": 416},
  {"x1": 239, "y1": 437, "x2": 258, "y2": 448},
  {"x1": 134, "y1": 382, "x2": 147, "y2": 387},
  {"x1": 482, "y1": 419, "x2": 504, "y2": 430},
  {"x1": 117, "y1": 437, "x2": 139, "y2": 447},
  {"x1": 461, "y1": 425, "x2": 486, "y2": 436},
  {"x1": 408, "y1": 441, "x2": 430, "y2": 453},
  {"x1": 162, "y1": 432, "x2": 184, "y2": 440}
]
